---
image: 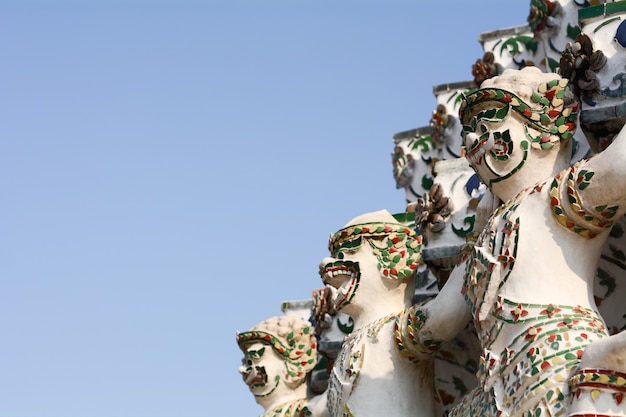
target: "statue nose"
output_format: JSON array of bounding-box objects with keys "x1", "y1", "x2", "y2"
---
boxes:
[
  {"x1": 319, "y1": 257, "x2": 336, "y2": 283},
  {"x1": 319, "y1": 257, "x2": 334, "y2": 270}
]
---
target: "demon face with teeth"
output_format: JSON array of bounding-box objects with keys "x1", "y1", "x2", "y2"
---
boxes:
[
  {"x1": 459, "y1": 67, "x2": 579, "y2": 198},
  {"x1": 236, "y1": 316, "x2": 317, "y2": 411},
  {"x1": 318, "y1": 210, "x2": 423, "y2": 315}
]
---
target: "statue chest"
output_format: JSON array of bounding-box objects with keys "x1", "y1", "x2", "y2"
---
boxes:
[
  {"x1": 327, "y1": 314, "x2": 396, "y2": 417},
  {"x1": 462, "y1": 184, "x2": 534, "y2": 324}
]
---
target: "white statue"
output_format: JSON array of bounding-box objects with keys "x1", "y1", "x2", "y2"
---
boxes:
[
  {"x1": 313, "y1": 209, "x2": 436, "y2": 417},
  {"x1": 397, "y1": 66, "x2": 626, "y2": 416},
  {"x1": 237, "y1": 315, "x2": 318, "y2": 417}
]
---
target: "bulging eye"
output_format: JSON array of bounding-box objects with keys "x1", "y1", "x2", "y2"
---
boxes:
[
  {"x1": 337, "y1": 252, "x2": 344, "y2": 260},
  {"x1": 478, "y1": 122, "x2": 489, "y2": 134}
]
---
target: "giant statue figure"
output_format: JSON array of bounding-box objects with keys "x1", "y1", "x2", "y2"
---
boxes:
[
  {"x1": 237, "y1": 315, "x2": 318, "y2": 417},
  {"x1": 310, "y1": 209, "x2": 436, "y2": 417},
  {"x1": 394, "y1": 66, "x2": 626, "y2": 416}
]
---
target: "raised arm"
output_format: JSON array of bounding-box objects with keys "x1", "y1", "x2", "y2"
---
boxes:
[
  {"x1": 395, "y1": 262, "x2": 472, "y2": 362},
  {"x1": 557, "y1": 125, "x2": 626, "y2": 234}
]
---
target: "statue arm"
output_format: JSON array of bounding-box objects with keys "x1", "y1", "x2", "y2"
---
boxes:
[
  {"x1": 578, "y1": 125, "x2": 626, "y2": 213},
  {"x1": 395, "y1": 263, "x2": 472, "y2": 362}
]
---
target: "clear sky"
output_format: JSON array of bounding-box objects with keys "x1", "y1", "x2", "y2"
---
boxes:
[{"x1": 2, "y1": 1, "x2": 530, "y2": 416}]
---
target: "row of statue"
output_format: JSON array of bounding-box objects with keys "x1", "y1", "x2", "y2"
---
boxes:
[{"x1": 236, "y1": 1, "x2": 626, "y2": 416}]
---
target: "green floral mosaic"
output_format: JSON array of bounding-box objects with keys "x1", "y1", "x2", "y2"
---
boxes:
[
  {"x1": 328, "y1": 222, "x2": 423, "y2": 281},
  {"x1": 460, "y1": 79, "x2": 579, "y2": 151}
]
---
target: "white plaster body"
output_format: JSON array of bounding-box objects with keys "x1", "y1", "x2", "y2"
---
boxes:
[
  {"x1": 316, "y1": 210, "x2": 435, "y2": 417},
  {"x1": 327, "y1": 315, "x2": 434, "y2": 417},
  {"x1": 402, "y1": 67, "x2": 626, "y2": 416},
  {"x1": 452, "y1": 178, "x2": 609, "y2": 415}
]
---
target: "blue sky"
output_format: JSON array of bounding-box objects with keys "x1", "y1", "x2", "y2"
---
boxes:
[{"x1": 1, "y1": 1, "x2": 529, "y2": 416}]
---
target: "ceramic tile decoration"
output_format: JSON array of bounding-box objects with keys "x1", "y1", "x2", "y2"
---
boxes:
[
  {"x1": 237, "y1": 3, "x2": 626, "y2": 416},
  {"x1": 314, "y1": 210, "x2": 435, "y2": 417},
  {"x1": 237, "y1": 316, "x2": 318, "y2": 417}
]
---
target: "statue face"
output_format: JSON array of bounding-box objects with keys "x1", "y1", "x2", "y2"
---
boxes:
[
  {"x1": 239, "y1": 342, "x2": 283, "y2": 399},
  {"x1": 463, "y1": 105, "x2": 528, "y2": 189},
  {"x1": 319, "y1": 240, "x2": 380, "y2": 313},
  {"x1": 319, "y1": 254, "x2": 362, "y2": 313}
]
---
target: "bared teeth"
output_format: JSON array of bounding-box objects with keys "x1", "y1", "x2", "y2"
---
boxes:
[
  {"x1": 322, "y1": 267, "x2": 355, "y2": 283},
  {"x1": 467, "y1": 146, "x2": 486, "y2": 165},
  {"x1": 465, "y1": 131, "x2": 495, "y2": 166}
]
